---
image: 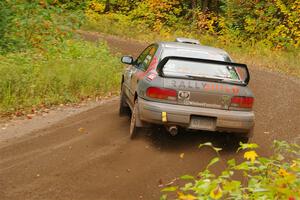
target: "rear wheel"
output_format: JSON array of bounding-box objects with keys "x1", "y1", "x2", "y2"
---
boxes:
[
  {"x1": 119, "y1": 84, "x2": 130, "y2": 116},
  {"x1": 129, "y1": 99, "x2": 141, "y2": 139}
]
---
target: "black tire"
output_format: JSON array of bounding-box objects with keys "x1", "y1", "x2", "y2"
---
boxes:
[
  {"x1": 119, "y1": 85, "x2": 130, "y2": 116},
  {"x1": 129, "y1": 99, "x2": 141, "y2": 139}
]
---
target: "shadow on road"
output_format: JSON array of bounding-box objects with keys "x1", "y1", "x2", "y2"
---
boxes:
[{"x1": 134, "y1": 126, "x2": 242, "y2": 153}]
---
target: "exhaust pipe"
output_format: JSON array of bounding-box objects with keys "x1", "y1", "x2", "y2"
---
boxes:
[{"x1": 168, "y1": 126, "x2": 178, "y2": 136}]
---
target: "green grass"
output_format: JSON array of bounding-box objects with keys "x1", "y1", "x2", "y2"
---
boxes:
[
  {"x1": 84, "y1": 13, "x2": 300, "y2": 78},
  {"x1": 0, "y1": 39, "x2": 123, "y2": 116}
]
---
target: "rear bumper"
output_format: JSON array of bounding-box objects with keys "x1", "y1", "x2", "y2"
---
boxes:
[{"x1": 138, "y1": 97, "x2": 254, "y2": 134}]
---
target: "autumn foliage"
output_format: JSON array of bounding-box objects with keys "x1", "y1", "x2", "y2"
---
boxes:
[
  {"x1": 1, "y1": 0, "x2": 299, "y2": 51},
  {"x1": 85, "y1": 0, "x2": 300, "y2": 49}
]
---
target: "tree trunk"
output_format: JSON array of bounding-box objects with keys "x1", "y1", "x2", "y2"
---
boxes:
[
  {"x1": 104, "y1": 0, "x2": 110, "y2": 13},
  {"x1": 210, "y1": 0, "x2": 219, "y2": 12},
  {"x1": 202, "y1": 0, "x2": 209, "y2": 12},
  {"x1": 191, "y1": 0, "x2": 197, "y2": 9}
]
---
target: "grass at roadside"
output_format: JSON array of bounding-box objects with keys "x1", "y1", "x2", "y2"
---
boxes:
[
  {"x1": 84, "y1": 14, "x2": 300, "y2": 78},
  {"x1": 0, "y1": 39, "x2": 123, "y2": 116}
]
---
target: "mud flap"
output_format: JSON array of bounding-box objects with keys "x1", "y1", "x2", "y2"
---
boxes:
[{"x1": 135, "y1": 105, "x2": 144, "y2": 127}]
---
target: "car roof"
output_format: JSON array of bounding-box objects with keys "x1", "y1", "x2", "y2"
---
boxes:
[{"x1": 158, "y1": 42, "x2": 230, "y2": 59}]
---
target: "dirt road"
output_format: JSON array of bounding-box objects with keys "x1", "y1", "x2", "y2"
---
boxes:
[{"x1": 1, "y1": 32, "x2": 300, "y2": 200}]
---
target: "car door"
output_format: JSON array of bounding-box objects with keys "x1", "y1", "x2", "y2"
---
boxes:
[{"x1": 128, "y1": 45, "x2": 157, "y2": 106}]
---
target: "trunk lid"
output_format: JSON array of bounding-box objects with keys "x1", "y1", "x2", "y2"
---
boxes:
[{"x1": 163, "y1": 78, "x2": 242, "y2": 110}]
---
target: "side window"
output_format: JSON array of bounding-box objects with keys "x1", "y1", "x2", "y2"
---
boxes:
[
  {"x1": 136, "y1": 45, "x2": 157, "y2": 71},
  {"x1": 135, "y1": 46, "x2": 151, "y2": 69}
]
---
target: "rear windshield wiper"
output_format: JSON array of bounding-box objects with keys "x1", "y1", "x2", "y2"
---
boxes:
[
  {"x1": 185, "y1": 74, "x2": 225, "y2": 82},
  {"x1": 185, "y1": 74, "x2": 243, "y2": 84}
]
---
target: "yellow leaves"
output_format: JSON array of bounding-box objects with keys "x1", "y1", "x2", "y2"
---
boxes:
[
  {"x1": 85, "y1": 0, "x2": 107, "y2": 22},
  {"x1": 78, "y1": 127, "x2": 86, "y2": 133},
  {"x1": 153, "y1": 20, "x2": 163, "y2": 32},
  {"x1": 209, "y1": 186, "x2": 223, "y2": 199},
  {"x1": 274, "y1": 0, "x2": 289, "y2": 15},
  {"x1": 195, "y1": 11, "x2": 219, "y2": 34},
  {"x1": 129, "y1": 0, "x2": 182, "y2": 32},
  {"x1": 276, "y1": 168, "x2": 296, "y2": 187},
  {"x1": 179, "y1": 153, "x2": 184, "y2": 159},
  {"x1": 245, "y1": 17, "x2": 257, "y2": 32},
  {"x1": 291, "y1": 160, "x2": 299, "y2": 171},
  {"x1": 277, "y1": 168, "x2": 296, "y2": 182},
  {"x1": 177, "y1": 192, "x2": 197, "y2": 200},
  {"x1": 148, "y1": 0, "x2": 179, "y2": 11},
  {"x1": 291, "y1": 161, "x2": 297, "y2": 168},
  {"x1": 266, "y1": 0, "x2": 300, "y2": 48},
  {"x1": 89, "y1": 0, "x2": 105, "y2": 13},
  {"x1": 278, "y1": 168, "x2": 290, "y2": 177},
  {"x1": 243, "y1": 150, "x2": 258, "y2": 163}
]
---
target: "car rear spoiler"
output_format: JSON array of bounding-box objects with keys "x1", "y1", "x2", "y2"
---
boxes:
[{"x1": 156, "y1": 56, "x2": 250, "y2": 86}]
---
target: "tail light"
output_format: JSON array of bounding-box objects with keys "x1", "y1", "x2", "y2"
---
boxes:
[
  {"x1": 146, "y1": 87, "x2": 177, "y2": 101},
  {"x1": 231, "y1": 96, "x2": 254, "y2": 108}
]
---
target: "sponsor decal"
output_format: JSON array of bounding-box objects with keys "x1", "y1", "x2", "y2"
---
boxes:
[
  {"x1": 168, "y1": 80, "x2": 240, "y2": 95},
  {"x1": 136, "y1": 56, "x2": 158, "y2": 80},
  {"x1": 146, "y1": 73, "x2": 157, "y2": 81}
]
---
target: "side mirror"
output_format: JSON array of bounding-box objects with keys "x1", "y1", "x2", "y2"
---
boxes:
[{"x1": 121, "y1": 56, "x2": 134, "y2": 65}]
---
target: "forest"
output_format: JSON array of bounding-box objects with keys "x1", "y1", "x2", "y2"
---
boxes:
[
  {"x1": 85, "y1": 0, "x2": 299, "y2": 49},
  {"x1": 0, "y1": 0, "x2": 300, "y2": 51},
  {"x1": 1, "y1": 0, "x2": 299, "y2": 53}
]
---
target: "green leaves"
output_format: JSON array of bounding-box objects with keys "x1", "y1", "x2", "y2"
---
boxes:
[
  {"x1": 0, "y1": 0, "x2": 84, "y2": 53},
  {"x1": 160, "y1": 194, "x2": 168, "y2": 200},
  {"x1": 198, "y1": 142, "x2": 222, "y2": 153},
  {"x1": 237, "y1": 142, "x2": 259, "y2": 152},
  {"x1": 222, "y1": 0, "x2": 300, "y2": 48},
  {"x1": 207, "y1": 157, "x2": 220, "y2": 169},
  {"x1": 223, "y1": 180, "x2": 241, "y2": 192},
  {"x1": 161, "y1": 140, "x2": 300, "y2": 199},
  {"x1": 161, "y1": 186, "x2": 178, "y2": 192},
  {"x1": 180, "y1": 175, "x2": 195, "y2": 180}
]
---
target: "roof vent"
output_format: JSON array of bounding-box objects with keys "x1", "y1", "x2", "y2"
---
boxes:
[{"x1": 175, "y1": 37, "x2": 200, "y2": 45}]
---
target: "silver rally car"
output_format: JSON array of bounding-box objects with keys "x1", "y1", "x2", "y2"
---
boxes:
[{"x1": 119, "y1": 38, "x2": 254, "y2": 142}]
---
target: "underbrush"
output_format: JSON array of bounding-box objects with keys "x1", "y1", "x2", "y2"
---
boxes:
[
  {"x1": 84, "y1": 13, "x2": 300, "y2": 78},
  {"x1": 0, "y1": 40, "x2": 123, "y2": 116},
  {"x1": 161, "y1": 141, "x2": 300, "y2": 199}
]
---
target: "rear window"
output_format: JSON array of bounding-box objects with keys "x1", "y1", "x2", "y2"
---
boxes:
[
  {"x1": 162, "y1": 59, "x2": 246, "y2": 83},
  {"x1": 161, "y1": 47, "x2": 231, "y2": 62}
]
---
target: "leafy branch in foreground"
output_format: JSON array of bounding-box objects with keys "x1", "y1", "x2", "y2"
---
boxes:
[{"x1": 161, "y1": 141, "x2": 300, "y2": 200}]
